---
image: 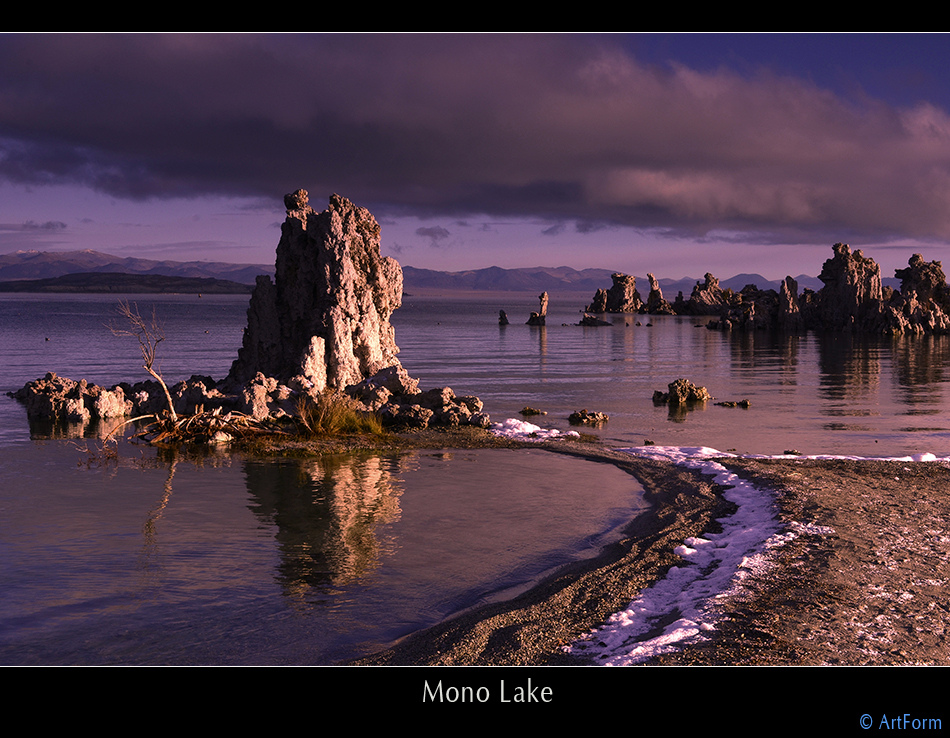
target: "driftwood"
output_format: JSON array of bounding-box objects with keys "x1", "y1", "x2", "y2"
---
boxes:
[{"x1": 105, "y1": 407, "x2": 289, "y2": 446}]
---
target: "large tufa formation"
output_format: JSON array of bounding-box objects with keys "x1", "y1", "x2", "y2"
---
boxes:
[
  {"x1": 586, "y1": 273, "x2": 643, "y2": 313},
  {"x1": 803, "y1": 242, "x2": 887, "y2": 332},
  {"x1": 888, "y1": 253, "x2": 950, "y2": 334},
  {"x1": 228, "y1": 191, "x2": 403, "y2": 390}
]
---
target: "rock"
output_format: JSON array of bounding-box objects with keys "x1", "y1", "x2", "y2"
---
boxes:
[
  {"x1": 887, "y1": 254, "x2": 950, "y2": 334},
  {"x1": 805, "y1": 243, "x2": 887, "y2": 332},
  {"x1": 680, "y1": 273, "x2": 732, "y2": 316},
  {"x1": 777, "y1": 276, "x2": 803, "y2": 332},
  {"x1": 91, "y1": 385, "x2": 135, "y2": 419},
  {"x1": 11, "y1": 372, "x2": 133, "y2": 423},
  {"x1": 526, "y1": 292, "x2": 548, "y2": 326},
  {"x1": 895, "y1": 254, "x2": 950, "y2": 309},
  {"x1": 715, "y1": 399, "x2": 751, "y2": 408},
  {"x1": 169, "y1": 376, "x2": 230, "y2": 416},
  {"x1": 586, "y1": 273, "x2": 643, "y2": 313},
  {"x1": 568, "y1": 408, "x2": 608, "y2": 425},
  {"x1": 227, "y1": 191, "x2": 405, "y2": 391},
  {"x1": 499, "y1": 310, "x2": 510, "y2": 325},
  {"x1": 237, "y1": 373, "x2": 298, "y2": 421},
  {"x1": 578, "y1": 313, "x2": 612, "y2": 326},
  {"x1": 378, "y1": 403, "x2": 434, "y2": 429},
  {"x1": 653, "y1": 378, "x2": 712, "y2": 405},
  {"x1": 586, "y1": 288, "x2": 608, "y2": 314},
  {"x1": 519, "y1": 406, "x2": 547, "y2": 416},
  {"x1": 15, "y1": 191, "x2": 491, "y2": 436},
  {"x1": 646, "y1": 273, "x2": 675, "y2": 315}
]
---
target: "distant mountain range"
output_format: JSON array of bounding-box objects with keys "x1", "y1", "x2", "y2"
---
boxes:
[
  {"x1": 0, "y1": 249, "x2": 832, "y2": 295},
  {"x1": 402, "y1": 265, "x2": 826, "y2": 296},
  {"x1": 0, "y1": 249, "x2": 273, "y2": 285}
]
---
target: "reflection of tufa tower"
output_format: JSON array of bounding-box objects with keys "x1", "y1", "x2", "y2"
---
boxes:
[
  {"x1": 228, "y1": 190, "x2": 405, "y2": 392},
  {"x1": 244, "y1": 454, "x2": 406, "y2": 597}
]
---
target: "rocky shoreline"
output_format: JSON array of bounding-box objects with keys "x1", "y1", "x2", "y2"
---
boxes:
[{"x1": 350, "y1": 446, "x2": 950, "y2": 666}]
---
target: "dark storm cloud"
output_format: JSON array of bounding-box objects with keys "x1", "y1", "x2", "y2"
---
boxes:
[{"x1": 3, "y1": 33, "x2": 950, "y2": 242}]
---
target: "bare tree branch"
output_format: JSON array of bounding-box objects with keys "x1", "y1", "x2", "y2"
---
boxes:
[{"x1": 110, "y1": 300, "x2": 177, "y2": 422}]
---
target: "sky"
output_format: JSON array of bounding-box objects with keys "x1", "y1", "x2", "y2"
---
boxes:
[{"x1": 3, "y1": 32, "x2": 950, "y2": 281}]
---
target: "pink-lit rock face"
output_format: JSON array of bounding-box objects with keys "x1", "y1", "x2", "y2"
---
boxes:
[{"x1": 228, "y1": 190, "x2": 404, "y2": 391}]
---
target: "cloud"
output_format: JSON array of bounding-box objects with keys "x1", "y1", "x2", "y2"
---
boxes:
[
  {"x1": 22, "y1": 220, "x2": 67, "y2": 230},
  {"x1": 415, "y1": 225, "x2": 452, "y2": 248},
  {"x1": 2, "y1": 34, "x2": 950, "y2": 245}
]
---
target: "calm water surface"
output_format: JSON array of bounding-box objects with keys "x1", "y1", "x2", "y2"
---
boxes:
[{"x1": 2, "y1": 290, "x2": 950, "y2": 664}]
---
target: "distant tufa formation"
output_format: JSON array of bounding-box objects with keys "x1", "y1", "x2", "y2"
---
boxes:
[
  {"x1": 585, "y1": 243, "x2": 950, "y2": 335},
  {"x1": 13, "y1": 191, "x2": 490, "y2": 432}
]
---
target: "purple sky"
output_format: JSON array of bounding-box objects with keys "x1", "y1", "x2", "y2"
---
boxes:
[{"x1": 3, "y1": 33, "x2": 950, "y2": 281}]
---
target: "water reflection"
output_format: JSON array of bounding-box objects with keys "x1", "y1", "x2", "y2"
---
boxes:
[
  {"x1": 891, "y1": 334, "x2": 950, "y2": 418},
  {"x1": 243, "y1": 453, "x2": 408, "y2": 601}
]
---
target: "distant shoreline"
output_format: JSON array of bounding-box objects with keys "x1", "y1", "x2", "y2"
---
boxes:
[{"x1": 0, "y1": 272, "x2": 253, "y2": 294}]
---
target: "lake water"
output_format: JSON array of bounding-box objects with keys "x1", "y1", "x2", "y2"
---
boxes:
[{"x1": 2, "y1": 289, "x2": 950, "y2": 665}]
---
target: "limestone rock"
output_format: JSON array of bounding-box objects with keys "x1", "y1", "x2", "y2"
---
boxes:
[
  {"x1": 568, "y1": 409, "x2": 608, "y2": 425},
  {"x1": 646, "y1": 273, "x2": 675, "y2": 315},
  {"x1": 887, "y1": 254, "x2": 950, "y2": 334},
  {"x1": 778, "y1": 276, "x2": 803, "y2": 332},
  {"x1": 586, "y1": 273, "x2": 643, "y2": 313},
  {"x1": 578, "y1": 313, "x2": 612, "y2": 326},
  {"x1": 227, "y1": 191, "x2": 404, "y2": 391},
  {"x1": 652, "y1": 378, "x2": 712, "y2": 405},
  {"x1": 682, "y1": 273, "x2": 732, "y2": 315},
  {"x1": 12, "y1": 372, "x2": 133, "y2": 423},
  {"x1": 527, "y1": 292, "x2": 549, "y2": 326},
  {"x1": 806, "y1": 243, "x2": 887, "y2": 332}
]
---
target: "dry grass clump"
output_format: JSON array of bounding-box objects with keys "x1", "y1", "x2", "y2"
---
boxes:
[{"x1": 296, "y1": 389, "x2": 385, "y2": 437}]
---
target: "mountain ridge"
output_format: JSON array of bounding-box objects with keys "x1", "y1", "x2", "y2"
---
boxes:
[{"x1": 0, "y1": 249, "x2": 829, "y2": 294}]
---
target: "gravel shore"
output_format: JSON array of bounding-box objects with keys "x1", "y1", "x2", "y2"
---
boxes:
[
  {"x1": 351, "y1": 443, "x2": 950, "y2": 666},
  {"x1": 652, "y1": 456, "x2": 950, "y2": 666}
]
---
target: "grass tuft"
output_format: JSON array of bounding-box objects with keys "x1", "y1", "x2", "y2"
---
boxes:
[{"x1": 295, "y1": 389, "x2": 385, "y2": 437}]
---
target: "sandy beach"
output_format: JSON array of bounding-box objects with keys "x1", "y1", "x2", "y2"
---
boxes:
[{"x1": 353, "y1": 442, "x2": 950, "y2": 666}]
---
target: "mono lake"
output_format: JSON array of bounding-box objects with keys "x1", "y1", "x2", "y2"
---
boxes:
[{"x1": 1, "y1": 290, "x2": 949, "y2": 664}]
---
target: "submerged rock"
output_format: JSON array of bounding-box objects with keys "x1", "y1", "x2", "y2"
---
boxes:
[
  {"x1": 568, "y1": 408, "x2": 609, "y2": 425},
  {"x1": 652, "y1": 378, "x2": 712, "y2": 405},
  {"x1": 577, "y1": 313, "x2": 612, "y2": 326}
]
